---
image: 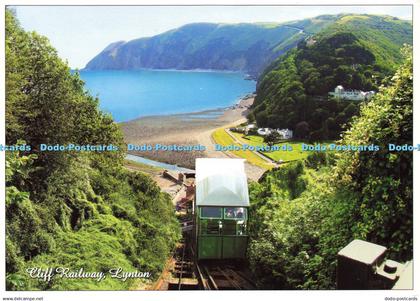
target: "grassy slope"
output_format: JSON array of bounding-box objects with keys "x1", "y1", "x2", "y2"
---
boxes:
[
  {"x1": 212, "y1": 128, "x2": 273, "y2": 170},
  {"x1": 319, "y1": 14, "x2": 412, "y2": 69},
  {"x1": 124, "y1": 159, "x2": 163, "y2": 175},
  {"x1": 212, "y1": 127, "x2": 314, "y2": 168},
  {"x1": 232, "y1": 133, "x2": 309, "y2": 162}
]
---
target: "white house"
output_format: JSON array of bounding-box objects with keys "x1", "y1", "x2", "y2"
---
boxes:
[
  {"x1": 329, "y1": 85, "x2": 375, "y2": 101},
  {"x1": 276, "y1": 129, "x2": 293, "y2": 139},
  {"x1": 257, "y1": 128, "x2": 272, "y2": 136},
  {"x1": 246, "y1": 124, "x2": 256, "y2": 131},
  {"x1": 244, "y1": 124, "x2": 257, "y2": 135},
  {"x1": 257, "y1": 128, "x2": 293, "y2": 139}
]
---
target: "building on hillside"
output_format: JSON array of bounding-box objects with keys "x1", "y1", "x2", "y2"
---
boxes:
[
  {"x1": 244, "y1": 124, "x2": 256, "y2": 135},
  {"x1": 257, "y1": 127, "x2": 293, "y2": 139},
  {"x1": 246, "y1": 124, "x2": 256, "y2": 131},
  {"x1": 257, "y1": 128, "x2": 272, "y2": 136},
  {"x1": 277, "y1": 128, "x2": 293, "y2": 139},
  {"x1": 306, "y1": 37, "x2": 317, "y2": 46},
  {"x1": 329, "y1": 85, "x2": 375, "y2": 101}
]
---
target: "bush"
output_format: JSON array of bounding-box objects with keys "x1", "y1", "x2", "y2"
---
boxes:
[
  {"x1": 5, "y1": 10, "x2": 181, "y2": 290},
  {"x1": 247, "y1": 48, "x2": 412, "y2": 289}
]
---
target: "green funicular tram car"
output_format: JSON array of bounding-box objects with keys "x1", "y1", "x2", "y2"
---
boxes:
[{"x1": 195, "y1": 158, "x2": 249, "y2": 260}]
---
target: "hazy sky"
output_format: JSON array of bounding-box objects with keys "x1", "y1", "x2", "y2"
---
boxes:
[{"x1": 13, "y1": 5, "x2": 412, "y2": 69}]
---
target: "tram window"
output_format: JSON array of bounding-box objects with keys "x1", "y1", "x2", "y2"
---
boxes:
[
  {"x1": 200, "y1": 207, "x2": 222, "y2": 219},
  {"x1": 200, "y1": 220, "x2": 220, "y2": 235},
  {"x1": 224, "y1": 207, "x2": 247, "y2": 220}
]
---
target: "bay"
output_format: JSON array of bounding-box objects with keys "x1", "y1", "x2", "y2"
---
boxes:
[{"x1": 78, "y1": 69, "x2": 256, "y2": 122}]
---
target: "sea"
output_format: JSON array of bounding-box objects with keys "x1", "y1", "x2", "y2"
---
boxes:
[{"x1": 77, "y1": 69, "x2": 256, "y2": 122}]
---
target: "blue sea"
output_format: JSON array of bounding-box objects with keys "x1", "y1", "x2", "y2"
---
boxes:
[{"x1": 77, "y1": 69, "x2": 256, "y2": 122}]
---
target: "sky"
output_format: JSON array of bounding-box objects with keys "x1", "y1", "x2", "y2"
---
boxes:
[{"x1": 12, "y1": 5, "x2": 412, "y2": 69}]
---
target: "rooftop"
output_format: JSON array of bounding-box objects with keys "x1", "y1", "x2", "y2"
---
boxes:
[
  {"x1": 195, "y1": 158, "x2": 250, "y2": 207},
  {"x1": 338, "y1": 239, "x2": 387, "y2": 265}
]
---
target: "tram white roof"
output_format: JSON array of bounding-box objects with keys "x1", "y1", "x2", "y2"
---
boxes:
[{"x1": 195, "y1": 158, "x2": 250, "y2": 207}]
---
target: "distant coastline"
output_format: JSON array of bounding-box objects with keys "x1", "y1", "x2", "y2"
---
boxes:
[{"x1": 79, "y1": 67, "x2": 252, "y2": 75}]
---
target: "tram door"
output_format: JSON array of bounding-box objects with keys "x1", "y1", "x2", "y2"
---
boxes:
[
  {"x1": 198, "y1": 218, "x2": 222, "y2": 259},
  {"x1": 221, "y1": 208, "x2": 247, "y2": 259}
]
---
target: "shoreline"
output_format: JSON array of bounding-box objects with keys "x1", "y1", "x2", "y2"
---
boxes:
[
  {"x1": 120, "y1": 94, "x2": 255, "y2": 170},
  {"x1": 122, "y1": 93, "x2": 254, "y2": 127},
  {"x1": 120, "y1": 93, "x2": 255, "y2": 124}
]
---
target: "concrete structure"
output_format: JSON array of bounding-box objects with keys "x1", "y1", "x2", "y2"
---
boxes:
[
  {"x1": 329, "y1": 85, "x2": 375, "y2": 101},
  {"x1": 337, "y1": 239, "x2": 413, "y2": 289}
]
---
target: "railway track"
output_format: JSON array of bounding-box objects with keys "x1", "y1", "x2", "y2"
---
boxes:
[
  {"x1": 162, "y1": 174, "x2": 256, "y2": 290},
  {"x1": 165, "y1": 242, "x2": 256, "y2": 290},
  {"x1": 197, "y1": 262, "x2": 256, "y2": 290},
  {"x1": 167, "y1": 240, "x2": 199, "y2": 290}
]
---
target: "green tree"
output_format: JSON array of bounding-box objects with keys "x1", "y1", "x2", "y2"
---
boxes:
[
  {"x1": 5, "y1": 9, "x2": 180, "y2": 290},
  {"x1": 247, "y1": 47, "x2": 412, "y2": 289},
  {"x1": 294, "y1": 121, "x2": 310, "y2": 139},
  {"x1": 333, "y1": 45, "x2": 413, "y2": 259},
  {"x1": 264, "y1": 131, "x2": 281, "y2": 146}
]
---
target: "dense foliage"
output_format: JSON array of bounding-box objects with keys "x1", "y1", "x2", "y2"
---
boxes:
[
  {"x1": 247, "y1": 49, "x2": 412, "y2": 289},
  {"x1": 6, "y1": 10, "x2": 180, "y2": 290},
  {"x1": 323, "y1": 14, "x2": 413, "y2": 70},
  {"x1": 251, "y1": 14, "x2": 412, "y2": 140},
  {"x1": 332, "y1": 46, "x2": 413, "y2": 258}
]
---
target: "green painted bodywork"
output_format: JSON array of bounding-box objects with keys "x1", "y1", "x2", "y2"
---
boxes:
[
  {"x1": 198, "y1": 236, "x2": 248, "y2": 259},
  {"x1": 196, "y1": 206, "x2": 248, "y2": 260}
]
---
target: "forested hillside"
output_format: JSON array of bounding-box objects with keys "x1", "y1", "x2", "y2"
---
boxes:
[
  {"x1": 5, "y1": 10, "x2": 180, "y2": 290},
  {"x1": 247, "y1": 48, "x2": 412, "y2": 289},
  {"x1": 84, "y1": 16, "x2": 340, "y2": 75},
  {"x1": 251, "y1": 14, "x2": 412, "y2": 140}
]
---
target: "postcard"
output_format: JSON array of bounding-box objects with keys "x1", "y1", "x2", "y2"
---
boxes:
[{"x1": 1, "y1": 2, "x2": 416, "y2": 301}]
